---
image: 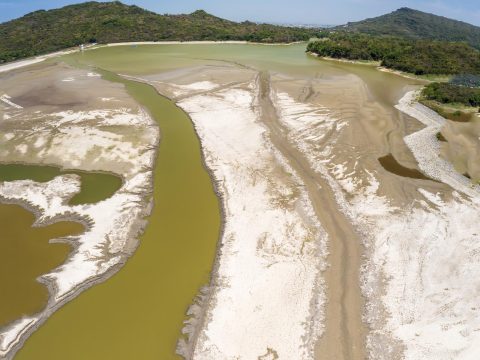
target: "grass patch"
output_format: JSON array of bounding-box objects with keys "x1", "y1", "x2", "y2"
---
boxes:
[{"x1": 436, "y1": 132, "x2": 447, "y2": 142}]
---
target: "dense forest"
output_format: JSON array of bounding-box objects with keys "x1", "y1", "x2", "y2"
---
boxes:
[
  {"x1": 450, "y1": 74, "x2": 480, "y2": 88},
  {"x1": 422, "y1": 83, "x2": 480, "y2": 107},
  {"x1": 0, "y1": 1, "x2": 321, "y2": 63},
  {"x1": 307, "y1": 33, "x2": 480, "y2": 75},
  {"x1": 338, "y1": 7, "x2": 480, "y2": 49}
]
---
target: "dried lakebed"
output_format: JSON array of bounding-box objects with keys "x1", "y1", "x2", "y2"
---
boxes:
[
  {"x1": 4, "y1": 62, "x2": 221, "y2": 360},
  {"x1": 0, "y1": 164, "x2": 122, "y2": 205},
  {"x1": 0, "y1": 62, "x2": 160, "y2": 358},
  {"x1": 1, "y1": 43, "x2": 480, "y2": 359}
]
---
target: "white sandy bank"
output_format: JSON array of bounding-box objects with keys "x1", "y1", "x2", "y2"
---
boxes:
[
  {"x1": 273, "y1": 88, "x2": 480, "y2": 359},
  {"x1": 106, "y1": 41, "x2": 249, "y2": 47},
  {"x1": 177, "y1": 82, "x2": 327, "y2": 359},
  {"x1": 397, "y1": 91, "x2": 480, "y2": 197},
  {"x1": 0, "y1": 107, "x2": 158, "y2": 358}
]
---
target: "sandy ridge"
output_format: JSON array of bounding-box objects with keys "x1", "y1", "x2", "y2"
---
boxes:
[
  {"x1": 173, "y1": 77, "x2": 328, "y2": 359},
  {"x1": 0, "y1": 92, "x2": 159, "y2": 358}
]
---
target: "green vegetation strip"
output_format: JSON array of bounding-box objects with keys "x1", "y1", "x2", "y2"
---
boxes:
[
  {"x1": 422, "y1": 82, "x2": 480, "y2": 107},
  {"x1": 308, "y1": 33, "x2": 480, "y2": 76}
]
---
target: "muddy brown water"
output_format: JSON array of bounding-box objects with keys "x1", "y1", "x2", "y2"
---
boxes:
[
  {"x1": 0, "y1": 204, "x2": 84, "y2": 327},
  {"x1": 0, "y1": 163, "x2": 122, "y2": 205}
]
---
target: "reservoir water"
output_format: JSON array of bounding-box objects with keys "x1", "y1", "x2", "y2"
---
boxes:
[{"x1": 0, "y1": 204, "x2": 84, "y2": 327}]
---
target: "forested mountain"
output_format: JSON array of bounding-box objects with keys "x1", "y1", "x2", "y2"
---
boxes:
[
  {"x1": 307, "y1": 33, "x2": 480, "y2": 75},
  {"x1": 0, "y1": 1, "x2": 321, "y2": 63},
  {"x1": 338, "y1": 8, "x2": 480, "y2": 49}
]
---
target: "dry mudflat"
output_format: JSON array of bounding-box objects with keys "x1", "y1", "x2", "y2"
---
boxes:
[
  {"x1": 0, "y1": 61, "x2": 158, "y2": 358},
  {"x1": 135, "y1": 56, "x2": 480, "y2": 360},
  {"x1": 1, "y1": 43, "x2": 480, "y2": 360}
]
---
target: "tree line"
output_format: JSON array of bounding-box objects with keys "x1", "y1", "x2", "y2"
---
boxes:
[{"x1": 307, "y1": 32, "x2": 480, "y2": 75}]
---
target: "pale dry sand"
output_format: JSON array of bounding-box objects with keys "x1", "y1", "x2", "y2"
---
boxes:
[
  {"x1": 129, "y1": 65, "x2": 330, "y2": 359},
  {"x1": 180, "y1": 72, "x2": 327, "y2": 359},
  {"x1": 359, "y1": 91, "x2": 480, "y2": 359},
  {"x1": 163, "y1": 60, "x2": 480, "y2": 360},
  {"x1": 271, "y1": 72, "x2": 480, "y2": 360},
  {"x1": 2, "y1": 44, "x2": 479, "y2": 360},
  {"x1": 163, "y1": 62, "x2": 480, "y2": 360},
  {"x1": 0, "y1": 62, "x2": 158, "y2": 359},
  {"x1": 133, "y1": 59, "x2": 425, "y2": 360}
]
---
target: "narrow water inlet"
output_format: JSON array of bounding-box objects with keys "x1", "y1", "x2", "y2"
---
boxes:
[
  {"x1": 0, "y1": 163, "x2": 122, "y2": 205},
  {"x1": 15, "y1": 69, "x2": 222, "y2": 360},
  {"x1": 0, "y1": 204, "x2": 84, "y2": 327}
]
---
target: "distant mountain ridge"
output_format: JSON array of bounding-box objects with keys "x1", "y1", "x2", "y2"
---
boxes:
[
  {"x1": 338, "y1": 7, "x2": 480, "y2": 49},
  {"x1": 0, "y1": 1, "x2": 321, "y2": 63}
]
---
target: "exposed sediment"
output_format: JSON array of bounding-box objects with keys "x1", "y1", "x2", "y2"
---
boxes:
[
  {"x1": 3, "y1": 43, "x2": 480, "y2": 360},
  {"x1": 139, "y1": 59, "x2": 370, "y2": 360},
  {"x1": 398, "y1": 91, "x2": 480, "y2": 196},
  {"x1": 150, "y1": 69, "x2": 330, "y2": 358},
  {"x1": 268, "y1": 74, "x2": 367, "y2": 360},
  {"x1": 355, "y1": 90, "x2": 480, "y2": 359},
  {"x1": 0, "y1": 63, "x2": 159, "y2": 359}
]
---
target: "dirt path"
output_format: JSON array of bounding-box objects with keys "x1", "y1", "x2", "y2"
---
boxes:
[{"x1": 257, "y1": 71, "x2": 366, "y2": 360}]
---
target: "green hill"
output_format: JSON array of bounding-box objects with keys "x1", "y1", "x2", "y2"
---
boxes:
[
  {"x1": 307, "y1": 32, "x2": 480, "y2": 76},
  {"x1": 338, "y1": 7, "x2": 480, "y2": 49},
  {"x1": 0, "y1": 1, "x2": 321, "y2": 63}
]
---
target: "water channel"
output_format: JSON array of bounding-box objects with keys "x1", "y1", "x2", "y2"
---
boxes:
[{"x1": 15, "y1": 63, "x2": 221, "y2": 360}]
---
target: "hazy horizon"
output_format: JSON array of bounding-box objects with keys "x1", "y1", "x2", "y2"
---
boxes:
[{"x1": 0, "y1": 0, "x2": 479, "y2": 26}]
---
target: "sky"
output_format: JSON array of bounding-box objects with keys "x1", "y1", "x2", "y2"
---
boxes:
[{"x1": 0, "y1": 0, "x2": 479, "y2": 26}]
